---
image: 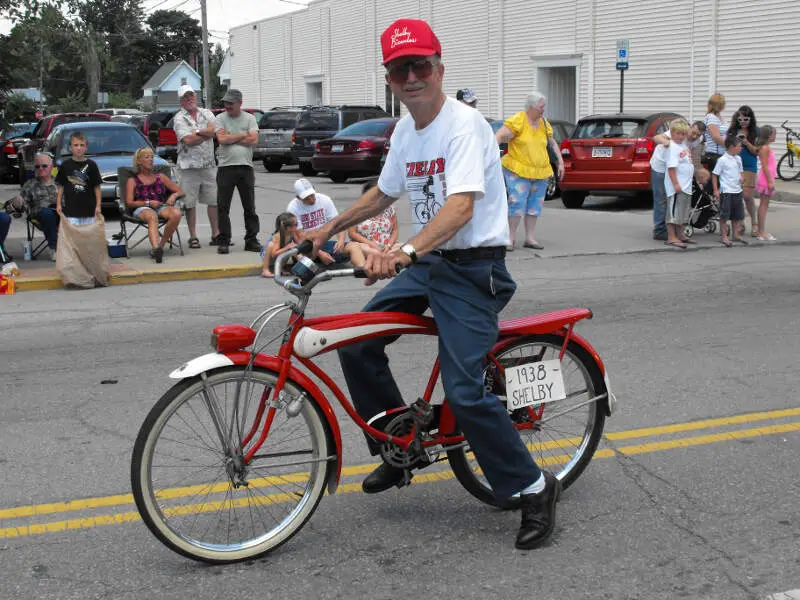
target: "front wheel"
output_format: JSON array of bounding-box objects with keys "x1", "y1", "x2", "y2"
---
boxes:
[
  {"x1": 263, "y1": 159, "x2": 283, "y2": 173},
  {"x1": 131, "y1": 366, "x2": 332, "y2": 563},
  {"x1": 777, "y1": 151, "x2": 800, "y2": 181},
  {"x1": 448, "y1": 334, "x2": 607, "y2": 507},
  {"x1": 329, "y1": 171, "x2": 348, "y2": 184},
  {"x1": 561, "y1": 191, "x2": 587, "y2": 209},
  {"x1": 299, "y1": 163, "x2": 318, "y2": 177}
]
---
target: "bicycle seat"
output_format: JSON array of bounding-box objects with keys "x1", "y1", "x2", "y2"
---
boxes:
[{"x1": 498, "y1": 308, "x2": 592, "y2": 336}]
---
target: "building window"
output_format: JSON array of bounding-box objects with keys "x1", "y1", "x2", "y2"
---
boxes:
[
  {"x1": 181, "y1": 77, "x2": 187, "y2": 85},
  {"x1": 385, "y1": 85, "x2": 401, "y2": 116},
  {"x1": 306, "y1": 81, "x2": 323, "y2": 105}
]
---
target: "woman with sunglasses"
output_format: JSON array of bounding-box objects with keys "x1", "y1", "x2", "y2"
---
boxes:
[
  {"x1": 9, "y1": 152, "x2": 59, "y2": 261},
  {"x1": 728, "y1": 105, "x2": 761, "y2": 237}
]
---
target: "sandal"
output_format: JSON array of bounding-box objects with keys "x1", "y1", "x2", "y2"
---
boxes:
[
  {"x1": 188, "y1": 237, "x2": 201, "y2": 249},
  {"x1": 664, "y1": 241, "x2": 687, "y2": 249},
  {"x1": 720, "y1": 240, "x2": 732, "y2": 247},
  {"x1": 678, "y1": 238, "x2": 697, "y2": 245},
  {"x1": 732, "y1": 237, "x2": 749, "y2": 245}
]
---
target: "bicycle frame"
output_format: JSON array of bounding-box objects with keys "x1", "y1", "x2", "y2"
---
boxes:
[{"x1": 169, "y1": 246, "x2": 612, "y2": 494}]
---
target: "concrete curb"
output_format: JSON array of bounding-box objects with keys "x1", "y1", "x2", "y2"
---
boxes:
[{"x1": 14, "y1": 264, "x2": 262, "y2": 292}]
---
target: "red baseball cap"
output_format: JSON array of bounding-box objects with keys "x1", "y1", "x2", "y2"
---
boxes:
[{"x1": 380, "y1": 19, "x2": 441, "y2": 65}]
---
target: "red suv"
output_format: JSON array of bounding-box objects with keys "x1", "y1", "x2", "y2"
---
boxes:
[{"x1": 558, "y1": 112, "x2": 683, "y2": 208}]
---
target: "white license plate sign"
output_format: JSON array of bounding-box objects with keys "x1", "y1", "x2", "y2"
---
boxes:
[
  {"x1": 504, "y1": 359, "x2": 567, "y2": 410},
  {"x1": 332, "y1": 144, "x2": 344, "y2": 152},
  {"x1": 592, "y1": 147, "x2": 613, "y2": 158},
  {"x1": 309, "y1": 139, "x2": 319, "y2": 147}
]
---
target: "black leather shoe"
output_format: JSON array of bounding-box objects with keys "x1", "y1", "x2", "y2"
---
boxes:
[
  {"x1": 244, "y1": 241, "x2": 263, "y2": 253},
  {"x1": 362, "y1": 463, "x2": 410, "y2": 494},
  {"x1": 515, "y1": 471, "x2": 561, "y2": 550},
  {"x1": 217, "y1": 245, "x2": 229, "y2": 255}
]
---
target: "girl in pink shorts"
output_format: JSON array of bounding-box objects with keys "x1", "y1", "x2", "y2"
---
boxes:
[{"x1": 755, "y1": 125, "x2": 777, "y2": 241}]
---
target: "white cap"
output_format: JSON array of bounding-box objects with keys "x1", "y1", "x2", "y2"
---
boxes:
[
  {"x1": 294, "y1": 178, "x2": 316, "y2": 200},
  {"x1": 178, "y1": 84, "x2": 195, "y2": 98}
]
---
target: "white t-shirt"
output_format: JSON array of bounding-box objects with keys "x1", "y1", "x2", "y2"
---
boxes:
[
  {"x1": 664, "y1": 142, "x2": 694, "y2": 196},
  {"x1": 286, "y1": 193, "x2": 338, "y2": 231},
  {"x1": 651, "y1": 132, "x2": 701, "y2": 173},
  {"x1": 712, "y1": 153, "x2": 743, "y2": 194},
  {"x1": 378, "y1": 97, "x2": 509, "y2": 249}
]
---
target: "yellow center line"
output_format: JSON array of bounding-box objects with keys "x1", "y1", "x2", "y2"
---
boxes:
[
  {"x1": 0, "y1": 419, "x2": 798, "y2": 539},
  {"x1": 2, "y1": 405, "x2": 799, "y2": 520}
]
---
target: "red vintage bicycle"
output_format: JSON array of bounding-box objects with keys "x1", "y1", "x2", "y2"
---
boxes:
[{"x1": 130, "y1": 241, "x2": 617, "y2": 563}]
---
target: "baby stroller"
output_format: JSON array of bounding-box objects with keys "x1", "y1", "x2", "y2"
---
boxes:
[{"x1": 684, "y1": 178, "x2": 719, "y2": 238}]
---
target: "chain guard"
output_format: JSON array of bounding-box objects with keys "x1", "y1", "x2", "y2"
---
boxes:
[{"x1": 379, "y1": 411, "x2": 433, "y2": 469}]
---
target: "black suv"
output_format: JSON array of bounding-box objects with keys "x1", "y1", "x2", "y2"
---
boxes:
[{"x1": 291, "y1": 105, "x2": 390, "y2": 176}]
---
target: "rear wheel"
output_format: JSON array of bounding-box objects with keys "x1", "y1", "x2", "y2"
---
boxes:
[
  {"x1": 131, "y1": 366, "x2": 332, "y2": 563},
  {"x1": 561, "y1": 191, "x2": 587, "y2": 209},
  {"x1": 299, "y1": 163, "x2": 318, "y2": 177},
  {"x1": 329, "y1": 172, "x2": 348, "y2": 184},
  {"x1": 448, "y1": 334, "x2": 607, "y2": 507},
  {"x1": 777, "y1": 152, "x2": 800, "y2": 181},
  {"x1": 263, "y1": 159, "x2": 282, "y2": 173}
]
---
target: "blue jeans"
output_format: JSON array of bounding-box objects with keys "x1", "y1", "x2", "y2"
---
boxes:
[
  {"x1": 338, "y1": 254, "x2": 542, "y2": 500},
  {"x1": 651, "y1": 169, "x2": 667, "y2": 236},
  {"x1": 32, "y1": 208, "x2": 59, "y2": 248},
  {"x1": 0, "y1": 212, "x2": 9, "y2": 246}
]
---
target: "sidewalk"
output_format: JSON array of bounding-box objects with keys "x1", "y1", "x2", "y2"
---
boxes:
[{"x1": 2, "y1": 178, "x2": 800, "y2": 292}]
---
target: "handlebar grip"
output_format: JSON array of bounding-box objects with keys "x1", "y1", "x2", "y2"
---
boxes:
[
  {"x1": 353, "y1": 268, "x2": 368, "y2": 279},
  {"x1": 296, "y1": 239, "x2": 313, "y2": 254}
]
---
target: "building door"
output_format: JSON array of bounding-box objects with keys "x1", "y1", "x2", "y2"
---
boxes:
[
  {"x1": 306, "y1": 82, "x2": 323, "y2": 106},
  {"x1": 537, "y1": 66, "x2": 577, "y2": 123},
  {"x1": 385, "y1": 85, "x2": 401, "y2": 116}
]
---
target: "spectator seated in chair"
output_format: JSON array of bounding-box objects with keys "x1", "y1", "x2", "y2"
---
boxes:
[
  {"x1": 9, "y1": 152, "x2": 59, "y2": 261},
  {"x1": 125, "y1": 148, "x2": 184, "y2": 263}
]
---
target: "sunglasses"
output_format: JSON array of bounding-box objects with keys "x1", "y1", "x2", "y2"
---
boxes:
[
  {"x1": 34, "y1": 164, "x2": 50, "y2": 169},
  {"x1": 386, "y1": 58, "x2": 436, "y2": 84},
  {"x1": 738, "y1": 116, "x2": 751, "y2": 121}
]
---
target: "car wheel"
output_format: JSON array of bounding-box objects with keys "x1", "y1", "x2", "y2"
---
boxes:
[
  {"x1": 299, "y1": 163, "x2": 318, "y2": 177},
  {"x1": 561, "y1": 191, "x2": 587, "y2": 209},
  {"x1": 329, "y1": 172, "x2": 348, "y2": 184},
  {"x1": 263, "y1": 159, "x2": 282, "y2": 173}
]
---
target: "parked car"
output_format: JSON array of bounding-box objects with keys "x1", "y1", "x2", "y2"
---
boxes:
[
  {"x1": 144, "y1": 110, "x2": 177, "y2": 148},
  {"x1": 311, "y1": 118, "x2": 398, "y2": 183},
  {"x1": 156, "y1": 120, "x2": 179, "y2": 163},
  {"x1": 489, "y1": 118, "x2": 574, "y2": 199},
  {"x1": 42, "y1": 121, "x2": 170, "y2": 211},
  {"x1": 257, "y1": 107, "x2": 308, "y2": 172},
  {"x1": 291, "y1": 105, "x2": 391, "y2": 177},
  {"x1": 18, "y1": 112, "x2": 112, "y2": 184},
  {"x1": 96, "y1": 108, "x2": 145, "y2": 117},
  {"x1": 210, "y1": 107, "x2": 265, "y2": 159},
  {"x1": 558, "y1": 112, "x2": 683, "y2": 208},
  {"x1": 0, "y1": 122, "x2": 37, "y2": 183}
]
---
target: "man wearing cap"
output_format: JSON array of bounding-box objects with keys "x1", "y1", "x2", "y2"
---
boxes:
[
  {"x1": 300, "y1": 19, "x2": 560, "y2": 550},
  {"x1": 214, "y1": 89, "x2": 260, "y2": 254},
  {"x1": 172, "y1": 84, "x2": 221, "y2": 249},
  {"x1": 287, "y1": 178, "x2": 364, "y2": 266},
  {"x1": 456, "y1": 88, "x2": 478, "y2": 108}
]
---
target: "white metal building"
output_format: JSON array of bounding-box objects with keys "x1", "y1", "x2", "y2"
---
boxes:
[{"x1": 228, "y1": 0, "x2": 800, "y2": 148}]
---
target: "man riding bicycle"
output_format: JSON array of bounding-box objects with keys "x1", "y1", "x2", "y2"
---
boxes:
[{"x1": 301, "y1": 18, "x2": 560, "y2": 550}]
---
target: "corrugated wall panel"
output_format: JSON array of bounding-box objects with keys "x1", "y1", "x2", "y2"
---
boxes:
[
  {"x1": 229, "y1": 25, "x2": 259, "y2": 105},
  {"x1": 290, "y1": 5, "x2": 324, "y2": 104},
  {"x1": 592, "y1": 0, "x2": 693, "y2": 115},
  {"x1": 330, "y1": 0, "x2": 369, "y2": 105},
  {"x1": 717, "y1": 0, "x2": 800, "y2": 156},
  {"x1": 258, "y1": 18, "x2": 291, "y2": 109}
]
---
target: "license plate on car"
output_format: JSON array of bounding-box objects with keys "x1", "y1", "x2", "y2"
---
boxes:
[
  {"x1": 504, "y1": 359, "x2": 567, "y2": 410},
  {"x1": 332, "y1": 144, "x2": 344, "y2": 153},
  {"x1": 308, "y1": 139, "x2": 319, "y2": 147},
  {"x1": 592, "y1": 147, "x2": 613, "y2": 158}
]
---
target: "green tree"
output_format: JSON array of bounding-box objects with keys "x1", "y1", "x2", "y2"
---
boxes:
[
  {"x1": 50, "y1": 91, "x2": 88, "y2": 113},
  {"x1": 146, "y1": 10, "x2": 202, "y2": 64},
  {"x1": 3, "y1": 92, "x2": 40, "y2": 121},
  {"x1": 107, "y1": 92, "x2": 137, "y2": 108},
  {"x1": 209, "y1": 44, "x2": 229, "y2": 108}
]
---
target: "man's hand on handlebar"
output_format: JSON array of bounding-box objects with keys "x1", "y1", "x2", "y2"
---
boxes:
[
  {"x1": 362, "y1": 246, "x2": 411, "y2": 283},
  {"x1": 296, "y1": 227, "x2": 330, "y2": 257}
]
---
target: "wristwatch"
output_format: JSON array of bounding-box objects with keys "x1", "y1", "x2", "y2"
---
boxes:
[{"x1": 400, "y1": 243, "x2": 417, "y2": 264}]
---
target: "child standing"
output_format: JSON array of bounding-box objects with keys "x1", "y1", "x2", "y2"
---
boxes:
[
  {"x1": 55, "y1": 131, "x2": 108, "y2": 287},
  {"x1": 56, "y1": 131, "x2": 102, "y2": 223},
  {"x1": 261, "y1": 212, "x2": 298, "y2": 278},
  {"x1": 712, "y1": 137, "x2": 747, "y2": 247},
  {"x1": 755, "y1": 125, "x2": 778, "y2": 241},
  {"x1": 664, "y1": 119, "x2": 695, "y2": 249}
]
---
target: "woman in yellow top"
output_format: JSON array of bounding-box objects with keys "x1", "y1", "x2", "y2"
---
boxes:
[{"x1": 496, "y1": 92, "x2": 564, "y2": 250}]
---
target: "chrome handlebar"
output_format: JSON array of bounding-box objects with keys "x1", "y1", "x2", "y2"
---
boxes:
[{"x1": 273, "y1": 239, "x2": 366, "y2": 296}]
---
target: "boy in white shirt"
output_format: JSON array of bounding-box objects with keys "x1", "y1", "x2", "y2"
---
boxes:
[
  {"x1": 663, "y1": 119, "x2": 695, "y2": 249},
  {"x1": 712, "y1": 137, "x2": 747, "y2": 247}
]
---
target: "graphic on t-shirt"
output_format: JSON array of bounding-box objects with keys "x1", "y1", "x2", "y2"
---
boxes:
[
  {"x1": 406, "y1": 158, "x2": 446, "y2": 225},
  {"x1": 67, "y1": 164, "x2": 90, "y2": 193},
  {"x1": 299, "y1": 208, "x2": 327, "y2": 231}
]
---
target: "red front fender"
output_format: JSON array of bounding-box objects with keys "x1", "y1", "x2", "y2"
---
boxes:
[{"x1": 224, "y1": 351, "x2": 343, "y2": 495}]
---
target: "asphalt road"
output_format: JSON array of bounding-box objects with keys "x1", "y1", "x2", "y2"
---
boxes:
[{"x1": 2, "y1": 236, "x2": 800, "y2": 599}]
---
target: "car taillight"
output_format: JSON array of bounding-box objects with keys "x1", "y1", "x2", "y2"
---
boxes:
[
  {"x1": 560, "y1": 139, "x2": 572, "y2": 157},
  {"x1": 315, "y1": 143, "x2": 320, "y2": 152},
  {"x1": 292, "y1": 132, "x2": 296, "y2": 144},
  {"x1": 2, "y1": 141, "x2": 15, "y2": 155},
  {"x1": 357, "y1": 140, "x2": 376, "y2": 151},
  {"x1": 635, "y1": 138, "x2": 654, "y2": 156}
]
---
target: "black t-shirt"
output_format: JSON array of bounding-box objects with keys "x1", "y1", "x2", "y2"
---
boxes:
[{"x1": 55, "y1": 158, "x2": 102, "y2": 218}]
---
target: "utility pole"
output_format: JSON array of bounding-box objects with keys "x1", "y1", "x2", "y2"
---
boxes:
[
  {"x1": 200, "y1": 0, "x2": 211, "y2": 108},
  {"x1": 39, "y1": 43, "x2": 44, "y2": 113}
]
